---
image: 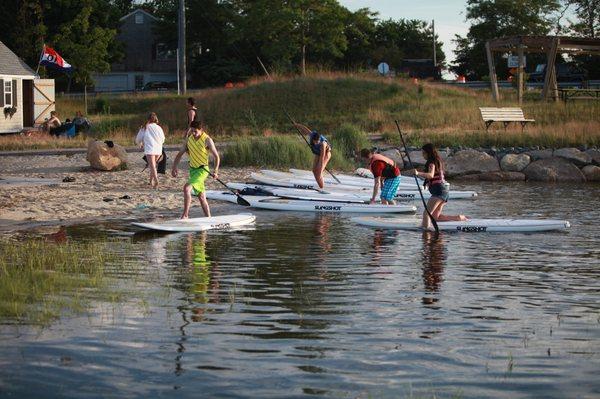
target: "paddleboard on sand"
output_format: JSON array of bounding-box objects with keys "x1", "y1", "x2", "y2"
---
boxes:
[
  {"x1": 132, "y1": 213, "x2": 256, "y2": 232},
  {"x1": 353, "y1": 216, "x2": 571, "y2": 232},
  {"x1": 205, "y1": 191, "x2": 416, "y2": 214},
  {"x1": 248, "y1": 174, "x2": 477, "y2": 200}
]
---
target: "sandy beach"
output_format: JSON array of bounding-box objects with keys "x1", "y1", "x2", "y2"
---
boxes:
[{"x1": 0, "y1": 150, "x2": 257, "y2": 231}]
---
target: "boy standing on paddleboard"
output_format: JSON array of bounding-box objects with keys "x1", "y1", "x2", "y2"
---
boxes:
[
  {"x1": 172, "y1": 121, "x2": 220, "y2": 218},
  {"x1": 360, "y1": 148, "x2": 401, "y2": 205}
]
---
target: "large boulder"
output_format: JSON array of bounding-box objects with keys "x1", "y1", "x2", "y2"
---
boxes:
[
  {"x1": 86, "y1": 140, "x2": 128, "y2": 171},
  {"x1": 582, "y1": 165, "x2": 600, "y2": 182},
  {"x1": 553, "y1": 147, "x2": 592, "y2": 167},
  {"x1": 445, "y1": 149, "x2": 500, "y2": 177},
  {"x1": 381, "y1": 149, "x2": 404, "y2": 169},
  {"x1": 585, "y1": 149, "x2": 600, "y2": 165},
  {"x1": 459, "y1": 171, "x2": 526, "y2": 182},
  {"x1": 500, "y1": 153, "x2": 530, "y2": 172},
  {"x1": 523, "y1": 157, "x2": 585, "y2": 182},
  {"x1": 527, "y1": 149, "x2": 553, "y2": 161},
  {"x1": 401, "y1": 150, "x2": 425, "y2": 167}
]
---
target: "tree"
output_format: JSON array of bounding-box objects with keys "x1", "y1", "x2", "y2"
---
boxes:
[
  {"x1": 568, "y1": 0, "x2": 600, "y2": 78},
  {"x1": 452, "y1": 0, "x2": 560, "y2": 80},
  {"x1": 336, "y1": 8, "x2": 378, "y2": 70}
]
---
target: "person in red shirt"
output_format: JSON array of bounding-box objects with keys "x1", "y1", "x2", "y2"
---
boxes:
[{"x1": 360, "y1": 148, "x2": 402, "y2": 205}]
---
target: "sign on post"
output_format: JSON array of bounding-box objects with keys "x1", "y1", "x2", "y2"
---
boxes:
[
  {"x1": 377, "y1": 62, "x2": 390, "y2": 76},
  {"x1": 508, "y1": 55, "x2": 526, "y2": 69}
]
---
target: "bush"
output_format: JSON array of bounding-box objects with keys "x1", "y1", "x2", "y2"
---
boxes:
[
  {"x1": 330, "y1": 124, "x2": 370, "y2": 158},
  {"x1": 95, "y1": 97, "x2": 110, "y2": 114}
]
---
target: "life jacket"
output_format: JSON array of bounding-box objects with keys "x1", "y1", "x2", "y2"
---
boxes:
[
  {"x1": 424, "y1": 160, "x2": 445, "y2": 186},
  {"x1": 310, "y1": 132, "x2": 330, "y2": 155},
  {"x1": 187, "y1": 130, "x2": 209, "y2": 168},
  {"x1": 370, "y1": 153, "x2": 400, "y2": 178}
]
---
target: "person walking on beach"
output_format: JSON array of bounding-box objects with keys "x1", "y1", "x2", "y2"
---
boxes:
[
  {"x1": 187, "y1": 97, "x2": 200, "y2": 128},
  {"x1": 171, "y1": 121, "x2": 220, "y2": 218},
  {"x1": 294, "y1": 123, "x2": 332, "y2": 189},
  {"x1": 135, "y1": 112, "x2": 165, "y2": 188},
  {"x1": 408, "y1": 143, "x2": 468, "y2": 230},
  {"x1": 360, "y1": 148, "x2": 402, "y2": 205}
]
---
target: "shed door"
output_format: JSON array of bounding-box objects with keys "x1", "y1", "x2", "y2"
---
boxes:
[{"x1": 33, "y1": 79, "x2": 55, "y2": 125}]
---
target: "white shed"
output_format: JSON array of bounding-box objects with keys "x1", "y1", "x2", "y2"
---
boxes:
[{"x1": 0, "y1": 41, "x2": 55, "y2": 134}]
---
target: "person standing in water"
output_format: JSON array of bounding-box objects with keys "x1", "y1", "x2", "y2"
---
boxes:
[
  {"x1": 135, "y1": 112, "x2": 165, "y2": 188},
  {"x1": 171, "y1": 121, "x2": 220, "y2": 218},
  {"x1": 187, "y1": 97, "x2": 200, "y2": 129},
  {"x1": 409, "y1": 143, "x2": 468, "y2": 230},
  {"x1": 360, "y1": 148, "x2": 402, "y2": 205},
  {"x1": 294, "y1": 123, "x2": 332, "y2": 189}
]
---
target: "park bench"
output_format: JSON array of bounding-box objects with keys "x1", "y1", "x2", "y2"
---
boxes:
[
  {"x1": 558, "y1": 88, "x2": 600, "y2": 102},
  {"x1": 479, "y1": 107, "x2": 535, "y2": 132}
]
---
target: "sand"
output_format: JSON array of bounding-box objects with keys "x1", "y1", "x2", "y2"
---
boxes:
[{"x1": 0, "y1": 150, "x2": 258, "y2": 231}]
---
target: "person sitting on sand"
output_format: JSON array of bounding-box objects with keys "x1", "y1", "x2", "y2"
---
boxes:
[
  {"x1": 294, "y1": 123, "x2": 332, "y2": 189},
  {"x1": 43, "y1": 111, "x2": 62, "y2": 136},
  {"x1": 360, "y1": 148, "x2": 402, "y2": 205},
  {"x1": 135, "y1": 112, "x2": 165, "y2": 189},
  {"x1": 408, "y1": 143, "x2": 468, "y2": 230},
  {"x1": 171, "y1": 121, "x2": 220, "y2": 219},
  {"x1": 72, "y1": 110, "x2": 91, "y2": 133}
]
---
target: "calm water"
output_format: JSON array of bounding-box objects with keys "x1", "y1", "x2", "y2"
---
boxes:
[{"x1": 1, "y1": 182, "x2": 599, "y2": 399}]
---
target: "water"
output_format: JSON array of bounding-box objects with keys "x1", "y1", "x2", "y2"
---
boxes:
[{"x1": 1, "y1": 182, "x2": 599, "y2": 398}]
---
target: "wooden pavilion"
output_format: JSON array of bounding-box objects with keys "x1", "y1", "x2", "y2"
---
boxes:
[{"x1": 485, "y1": 35, "x2": 600, "y2": 103}]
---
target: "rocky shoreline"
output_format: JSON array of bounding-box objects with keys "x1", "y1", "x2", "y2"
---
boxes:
[{"x1": 380, "y1": 147, "x2": 600, "y2": 183}]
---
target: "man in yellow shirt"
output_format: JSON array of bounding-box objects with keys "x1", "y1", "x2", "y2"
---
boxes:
[{"x1": 172, "y1": 121, "x2": 220, "y2": 218}]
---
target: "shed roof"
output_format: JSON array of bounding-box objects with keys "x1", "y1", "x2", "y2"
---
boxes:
[{"x1": 0, "y1": 41, "x2": 36, "y2": 77}]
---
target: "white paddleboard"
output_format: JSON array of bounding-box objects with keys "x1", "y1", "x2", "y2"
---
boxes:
[
  {"x1": 288, "y1": 168, "x2": 426, "y2": 188},
  {"x1": 251, "y1": 172, "x2": 419, "y2": 191},
  {"x1": 353, "y1": 216, "x2": 571, "y2": 232},
  {"x1": 132, "y1": 213, "x2": 256, "y2": 232},
  {"x1": 205, "y1": 191, "x2": 416, "y2": 213}
]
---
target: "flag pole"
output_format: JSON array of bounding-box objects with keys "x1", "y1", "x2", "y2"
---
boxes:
[{"x1": 35, "y1": 44, "x2": 45, "y2": 76}]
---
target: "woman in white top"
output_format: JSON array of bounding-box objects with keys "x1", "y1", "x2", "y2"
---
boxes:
[{"x1": 135, "y1": 112, "x2": 165, "y2": 188}]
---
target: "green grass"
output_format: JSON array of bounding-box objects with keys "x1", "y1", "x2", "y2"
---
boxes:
[
  {"x1": 2, "y1": 73, "x2": 598, "y2": 151},
  {"x1": 0, "y1": 239, "x2": 126, "y2": 324}
]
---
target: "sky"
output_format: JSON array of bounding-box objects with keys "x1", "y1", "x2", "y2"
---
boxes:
[{"x1": 339, "y1": 0, "x2": 470, "y2": 66}]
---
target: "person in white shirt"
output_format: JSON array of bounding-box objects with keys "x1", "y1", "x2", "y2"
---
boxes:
[{"x1": 135, "y1": 112, "x2": 165, "y2": 188}]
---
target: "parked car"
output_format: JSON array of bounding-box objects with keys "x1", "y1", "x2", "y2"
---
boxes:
[
  {"x1": 141, "y1": 81, "x2": 177, "y2": 91},
  {"x1": 528, "y1": 63, "x2": 588, "y2": 82}
]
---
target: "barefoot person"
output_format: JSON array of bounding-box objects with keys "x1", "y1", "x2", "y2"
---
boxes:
[
  {"x1": 360, "y1": 148, "x2": 402, "y2": 205},
  {"x1": 409, "y1": 143, "x2": 468, "y2": 230},
  {"x1": 171, "y1": 121, "x2": 220, "y2": 218},
  {"x1": 135, "y1": 112, "x2": 165, "y2": 188},
  {"x1": 294, "y1": 124, "x2": 332, "y2": 189},
  {"x1": 43, "y1": 111, "x2": 62, "y2": 136}
]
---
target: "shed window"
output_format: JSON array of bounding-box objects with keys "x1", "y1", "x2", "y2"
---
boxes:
[
  {"x1": 4, "y1": 80, "x2": 12, "y2": 107},
  {"x1": 135, "y1": 13, "x2": 143, "y2": 24},
  {"x1": 156, "y1": 43, "x2": 176, "y2": 60}
]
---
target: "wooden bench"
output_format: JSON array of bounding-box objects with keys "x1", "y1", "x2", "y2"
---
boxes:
[
  {"x1": 558, "y1": 88, "x2": 600, "y2": 102},
  {"x1": 479, "y1": 107, "x2": 535, "y2": 132}
]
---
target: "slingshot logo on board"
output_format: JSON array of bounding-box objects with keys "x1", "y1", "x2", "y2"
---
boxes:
[{"x1": 314, "y1": 205, "x2": 342, "y2": 211}]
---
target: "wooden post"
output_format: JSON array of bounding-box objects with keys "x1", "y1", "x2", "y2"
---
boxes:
[
  {"x1": 84, "y1": 83, "x2": 88, "y2": 115},
  {"x1": 517, "y1": 45, "x2": 524, "y2": 104},
  {"x1": 178, "y1": 0, "x2": 187, "y2": 94},
  {"x1": 542, "y1": 37, "x2": 559, "y2": 101},
  {"x1": 485, "y1": 41, "x2": 500, "y2": 102}
]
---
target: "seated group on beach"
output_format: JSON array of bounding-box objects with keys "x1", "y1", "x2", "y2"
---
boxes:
[
  {"x1": 43, "y1": 110, "x2": 91, "y2": 137},
  {"x1": 135, "y1": 97, "x2": 466, "y2": 228}
]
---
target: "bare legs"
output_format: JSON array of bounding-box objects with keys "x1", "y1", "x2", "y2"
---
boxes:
[
  {"x1": 181, "y1": 184, "x2": 211, "y2": 219},
  {"x1": 147, "y1": 154, "x2": 159, "y2": 188},
  {"x1": 312, "y1": 150, "x2": 332, "y2": 189},
  {"x1": 422, "y1": 197, "x2": 467, "y2": 230}
]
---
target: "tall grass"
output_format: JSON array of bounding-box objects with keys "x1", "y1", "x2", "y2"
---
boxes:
[{"x1": 0, "y1": 239, "x2": 124, "y2": 324}]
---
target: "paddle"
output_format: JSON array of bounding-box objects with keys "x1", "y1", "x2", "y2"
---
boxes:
[
  {"x1": 203, "y1": 168, "x2": 251, "y2": 206},
  {"x1": 394, "y1": 120, "x2": 439, "y2": 233},
  {"x1": 282, "y1": 109, "x2": 342, "y2": 184}
]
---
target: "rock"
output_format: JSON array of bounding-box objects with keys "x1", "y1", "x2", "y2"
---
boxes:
[
  {"x1": 523, "y1": 157, "x2": 586, "y2": 182},
  {"x1": 527, "y1": 149, "x2": 553, "y2": 161},
  {"x1": 86, "y1": 140, "x2": 128, "y2": 171},
  {"x1": 582, "y1": 165, "x2": 600, "y2": 182},
  {"x1": 381, "y1": 149, "x2": 404, "y2": 169},
  {"x1": 500, "y1": 153, "x2": 531, "y2": 172},
  {"x1": 585, "y1": 149, "x2": 600, "y2": 165},
  {"x1": 355, "y1": 167, "x2": 373, "y2": 178},
  {"x1": 402, "y1": 150, "x2": 425, "y2": 167},
  {"x1": 553, "y1": 147, "x2": 592, "y2": 167},
  {"x1": 456, "y1": 172, "x2": 525, "y2": 181},
  {"x1": 445, "y1": 149, "x2": 500, "y2": 177}
]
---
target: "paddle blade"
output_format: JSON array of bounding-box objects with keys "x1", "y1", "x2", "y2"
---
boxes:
[{"x1": 236, "y1": 196, "x2": 251, "y2": 206}]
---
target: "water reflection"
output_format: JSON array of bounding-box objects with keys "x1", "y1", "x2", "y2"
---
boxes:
[{"x1": 421, "y1": 232, "x2": 446, "y2": 306}]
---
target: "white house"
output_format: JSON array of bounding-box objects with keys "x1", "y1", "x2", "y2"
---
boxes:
[{"x1": 0, "y1": 41, "x2": 55, "y2": 134}]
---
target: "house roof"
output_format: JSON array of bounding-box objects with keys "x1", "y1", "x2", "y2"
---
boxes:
[
  {"x1": 0, "y1": 41, "x2": 36, "y2": 77},
  {"x1": 119, "y1": 9, "x2": 158, "y2": 22}
]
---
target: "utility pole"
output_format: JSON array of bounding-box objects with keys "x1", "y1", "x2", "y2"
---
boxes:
[
  {"x1": 178, "y1": 0, "x2": 187, "y2": 94},
  {"x1": 432, "y1": 19, "x2": 437, "y2": 67}
]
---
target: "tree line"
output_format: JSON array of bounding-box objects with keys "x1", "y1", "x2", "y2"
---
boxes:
[{"x1": 0, "y1": 0, "x2": 597, "y2": 89}]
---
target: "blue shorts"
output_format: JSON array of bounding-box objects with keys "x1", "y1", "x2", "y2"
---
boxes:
[
  {"x1": 429, "y1": 183, "x2": 449, "y2": 202},
  {"x1": 381, "y1": 176, "x2": 401, "y2": 201}
]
